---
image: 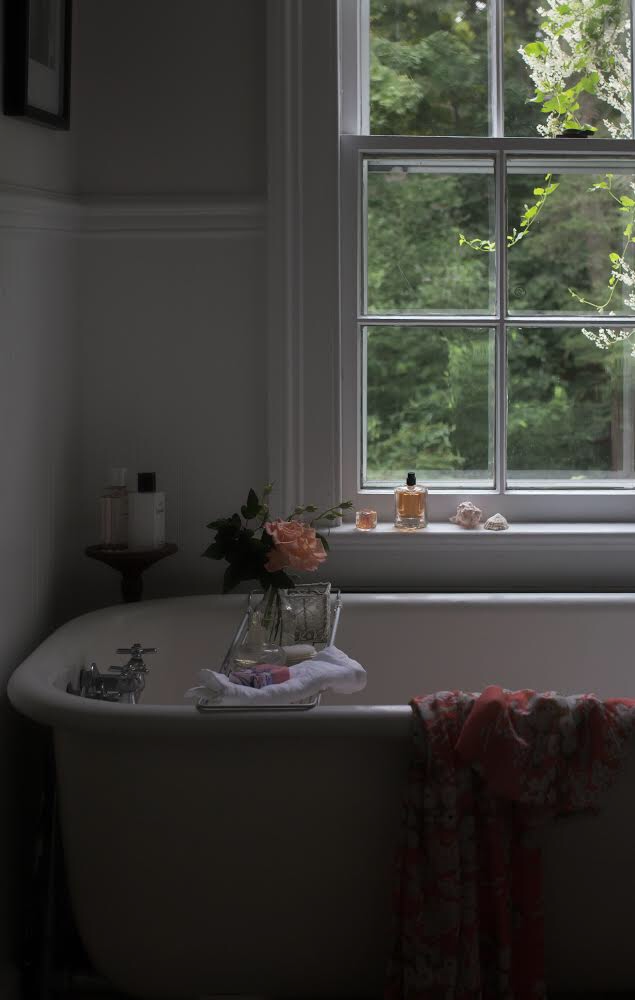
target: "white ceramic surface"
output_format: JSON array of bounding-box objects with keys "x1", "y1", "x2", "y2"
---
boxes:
[{"x1": 9, "y1": 593, "x2": 635, "y2": 996}]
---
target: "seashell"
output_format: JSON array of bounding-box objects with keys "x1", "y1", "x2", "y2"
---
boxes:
[
  {"x1": 450, "y1": 501, "x2": 482, "y2": 529},
  {"x1": 484, "y1": 513, "x2": 509, "y2": 531}
]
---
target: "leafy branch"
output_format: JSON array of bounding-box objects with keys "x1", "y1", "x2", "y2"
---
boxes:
[
  {"x1": 286, "y1": 499, "x2": 354, "y2": 552},
  {"x1": 458, "y1": 174, "x2": 560, "y2": 254},
  {"x1": 568, "y1": 173, "x2": 635, "y2": 311},
  {"x1": 528, "y1": 65, "x2": 600, "y2": 134},
  {"x1": 204, "y1": 486, "x2": 353, "y2": 591},
  {"x1": 203, "y1": 483, "x2": 294, "y2": 593}
]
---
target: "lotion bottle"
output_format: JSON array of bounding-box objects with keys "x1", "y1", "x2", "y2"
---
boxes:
[
  {"x1": 128, "y1": 472, "x2": 166, "y2": 549},
  {"x1": 99, "y1": 468, "x2": 128, "y2": 548}
]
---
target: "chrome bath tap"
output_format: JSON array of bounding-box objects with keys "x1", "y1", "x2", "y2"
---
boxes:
[
  {"x1": 67, "y1": 643, "x2": 157, "y2": 704},
  {"x1": 108, "y1": 644, "x2": 157, "y2": 704}
]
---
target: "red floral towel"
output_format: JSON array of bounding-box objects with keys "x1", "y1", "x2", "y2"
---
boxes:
[{"x1": 386, "y1": 687, "x2": 635, "y2": 1000}]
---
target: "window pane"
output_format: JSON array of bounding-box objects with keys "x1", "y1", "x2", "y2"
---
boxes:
[
  {"x1": 507, "y1": 161, "x2": 635, "y2": 316},
  {"x1": 504, "y1": 0, "x2": 633, "y2": 139},
  {"x1": 364, "y1": 325, "x2": 495, "y2": 486},
  {"x1": 366, "y1": 158, "x2": 496, "y2": 314},
  {"x1": 507, "y1": 326, "x2": 635, "y2": 484},
  {"x1": 369, "y1": 0, "x2": 490, "y2": 136}
]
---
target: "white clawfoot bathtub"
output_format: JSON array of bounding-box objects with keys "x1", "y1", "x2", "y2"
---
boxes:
[{"x1": 8, "y1": 593, "x2": 635, "y2": 997}]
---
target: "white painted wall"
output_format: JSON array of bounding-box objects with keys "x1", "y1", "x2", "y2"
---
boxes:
[
  {"x1": 1, "y1": 0, "x2": 268, "y2": 988},
  {"x1": 77, "y1": 218, "x2": 267, "y2": 608},
  {"x1": 75, "y1": 0, "x2": 265, "y2": 196},
  {"x1": 0, "y1": 3, "x2": 79, "y2": 993},
  {"x1": 72, "y1": 0, "x2": 268, "y2": 609}
]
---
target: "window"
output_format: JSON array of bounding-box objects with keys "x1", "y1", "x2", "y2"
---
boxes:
[{"x1": 340, "y1": 0, "x2": 635, "y2": 521}]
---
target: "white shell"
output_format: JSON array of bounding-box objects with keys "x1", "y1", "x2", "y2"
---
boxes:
[
  {"x1": 484, "y1": 513, "x2": 509, "y2": 531},
  {"x1": 450, "y1": 501, "x2": 482, "y2": 529}
]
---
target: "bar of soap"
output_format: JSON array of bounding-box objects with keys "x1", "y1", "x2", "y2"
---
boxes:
[
  {"x1": 229, "y1": 665, "x2": 291, "y2": 688},
  {"x1": 282, "y1": 644, "x2": 317, "y2": 666}
]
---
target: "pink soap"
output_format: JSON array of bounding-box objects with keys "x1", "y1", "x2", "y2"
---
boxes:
[{"x1": 229, "y1": 665, "x2": 291, "y2": 688}]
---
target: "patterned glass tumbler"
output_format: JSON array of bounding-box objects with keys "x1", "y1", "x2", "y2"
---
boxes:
[{"x1": 355, "y1": 509, "x2": 378, "y2": 531}]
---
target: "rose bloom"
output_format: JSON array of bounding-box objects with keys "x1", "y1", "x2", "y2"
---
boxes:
[{"x1": 264, "y1": 519, "x2": 327, "y2": 573}]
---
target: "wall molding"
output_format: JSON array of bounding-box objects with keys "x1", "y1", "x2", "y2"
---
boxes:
[
  {"x1": 0, "y1": 182, "x2": 79, "y2": 232},
  {"x1": 80, "y1": 195, "x2": 266, "y2": 234},
  {"x1": 0, "y1": 183, "x2": 266, "y2": 234}
]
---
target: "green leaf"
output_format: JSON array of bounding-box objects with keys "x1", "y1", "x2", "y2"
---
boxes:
[
  {"x1": 241, "y1": 488, "x2": 260, "y2": 520},
  {"x1": 202, "y1": 542, "x2": 224, "y2": 560},
  {"x1": 609, "y1": 252, "x2": 621, "y2": 264},
  {"x1": 524, "y1": 40, "x2": 549, "y2": 57},
  {"x1": 533, "y1": 187, "x2": 545, "y2": 196},
  {"x1": 620, "y1": 195, "x2": 635, "y2": 207},
  {"x1": 576, "y1": 72, "x2": 599, "y2": 95}
]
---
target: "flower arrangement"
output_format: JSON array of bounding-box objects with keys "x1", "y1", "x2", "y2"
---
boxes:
[{"x1": 203, "y1": 483, "x2": 352, "y2": 594}]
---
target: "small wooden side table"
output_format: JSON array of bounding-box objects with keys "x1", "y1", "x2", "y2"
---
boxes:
[{"x1": 85, "y1": 544, "x2": 178, "y2": 603}]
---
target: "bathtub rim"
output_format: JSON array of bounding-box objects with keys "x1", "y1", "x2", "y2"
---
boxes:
[{"x1": 9, "y1": 590, "x2": 635, "y2": 733}]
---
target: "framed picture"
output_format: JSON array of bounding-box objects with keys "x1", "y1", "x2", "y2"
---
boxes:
[{"x1": 3, "y1": 0, "x2": 72, "y2": 129}]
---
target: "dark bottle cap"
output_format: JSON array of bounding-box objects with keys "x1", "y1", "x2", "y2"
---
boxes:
[
  {"x1": 406, "y1": 472, "x2": 416, "y2": 486},
  {"x1": 138, "y1": 472, "x2": 156, "y2": 493}
]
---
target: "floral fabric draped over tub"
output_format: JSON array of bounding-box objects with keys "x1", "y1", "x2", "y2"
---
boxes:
[{"x1": 386, "y1": 686, "x2": 635, "y2": 1000}]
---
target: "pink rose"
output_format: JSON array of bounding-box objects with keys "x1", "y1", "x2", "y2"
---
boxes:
[{"x1": 264, "y1": 519, "x2": 327, "y2": 573}]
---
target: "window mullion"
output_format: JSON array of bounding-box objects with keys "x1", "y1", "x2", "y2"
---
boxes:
[
  {"x1": 358, "y1": 0, "x2": 370, "y2": 135},
  {"x1": 490, "y1": 0, "x2": 505, "y2": 138},
  {"x1": 496, "y1": 149, "x2": 508, "y2": 495},
  {"x1": 623, "y1": 341, "x2": 635, "y2": 477},
  {"x1": 359, "y1": 315, "x2": 499, "y2": 326}
]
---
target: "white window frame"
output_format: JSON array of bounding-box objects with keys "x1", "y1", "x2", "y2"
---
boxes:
[
  {"x1": 340, "y1": 0, "x2": 635, "y2": 523},
  {"x1": 266, "y1": 0, "x2": 342, "y2": 522},
  {"x1": 266, "y1": 0, "x2": 635, "y2": 593}
]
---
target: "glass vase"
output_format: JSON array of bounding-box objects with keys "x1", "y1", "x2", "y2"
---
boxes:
[
  {"x1": 252, "y1": 586, "x2": 291, "y2": 644},
  {"x1": 229, "y1": 587, "x2": 290, "y2": 671}
]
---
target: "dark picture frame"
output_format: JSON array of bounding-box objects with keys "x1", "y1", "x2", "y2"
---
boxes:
[{"x1": 3, "y1": 0, "x2": 72, "y2": 129}]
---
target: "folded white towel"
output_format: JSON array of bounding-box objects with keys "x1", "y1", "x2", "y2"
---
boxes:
[{"x1": 185, "y1": 645, "x2": 366, "y2": 707}]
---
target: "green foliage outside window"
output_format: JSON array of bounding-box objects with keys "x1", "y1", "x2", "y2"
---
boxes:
[{"x1": 367, "y1": 0, "x2": 634, "y2": 483}]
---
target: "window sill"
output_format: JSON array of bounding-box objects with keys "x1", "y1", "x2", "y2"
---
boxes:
[
  {"x1": 328, "y1": 521, "x2": 635, "y2": 548},
  {"x1": 321, "y1": 523, "x2": 635, "y2": 591}
]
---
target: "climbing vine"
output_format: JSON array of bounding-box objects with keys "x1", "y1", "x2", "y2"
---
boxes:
[{"x1": 460, "y1": 0, "x2": 635, "y2": 353}]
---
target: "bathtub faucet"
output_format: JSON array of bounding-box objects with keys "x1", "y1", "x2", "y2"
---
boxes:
[
  {"x1": 67, "y1": 644, "x2": 157, "y2": 704},
  {"x1": 108, "y1": 644, "x2": 157, "y2": 704}
]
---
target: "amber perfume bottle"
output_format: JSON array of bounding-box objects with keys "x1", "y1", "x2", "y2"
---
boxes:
[{"x1": 394, "y1": 472, "x2": 428, "y2": 530}]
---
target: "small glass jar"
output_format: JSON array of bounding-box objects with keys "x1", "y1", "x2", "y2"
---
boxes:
[{"x1": 355, "y1": 509, "x2": 378, "y2": 531}]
